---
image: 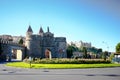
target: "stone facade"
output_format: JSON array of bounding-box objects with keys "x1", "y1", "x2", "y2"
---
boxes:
[
  {"x1": 0, "y1": 38, "x2": 25, "y2": 61},
  {"x1": 0, "y1": 35, "x2": 25, "y2": 44},
  {"x1": 69, "y1": 41, "x2": 91, "y2": 48},
  {"x1": 25, "y1": 26, "x2": 67, "y2": 58}
]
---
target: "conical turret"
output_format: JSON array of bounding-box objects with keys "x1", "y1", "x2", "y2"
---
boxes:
[
  {"x1": 27, "y1": 25, "x2": 33, "y2": 33},
  {"x1": 26, "y1": 25, "x2": 33, "y2": 36},
  {"x1": 39, "y1": 26, "x2": 44, "y2": 36}
]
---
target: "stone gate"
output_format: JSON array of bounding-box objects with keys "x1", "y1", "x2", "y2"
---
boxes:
[{"x1": 0, "y1": 38, "x2": 25, "y2": 61}]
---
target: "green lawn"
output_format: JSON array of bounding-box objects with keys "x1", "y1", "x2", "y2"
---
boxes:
[{"x1": 6, "y1": 62, "x2": 120, "y2": 69}]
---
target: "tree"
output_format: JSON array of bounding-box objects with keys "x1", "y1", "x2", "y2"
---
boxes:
[
  {"x1": 97, "y1": 48, "x2": 102, "y2": 53},
  {"x1": 82, "y1": 47, "x2": 87, "y2": 58},
  {"x1": 66, "y1": 45, "x2": 76, "y2": 58},
  {"x1": 0, "y1": 42, "x2": 2, "y2": 55},
  {"x1": 116, "y1": 42, "x2": 120, "y2": 53},
  {"x1": 102, "y1": 51, "x2": 108, "y2": 61},
  {"x1": 0, "y1": 39, "x2": 2, "y2": 56},
  {"x1": 0, "y1": 39, "x2": 5, "y2": 61},
  {"x1": 18, "y1": 38, "x2": 23, "y2": 45},
  {"x1": 90, "y1": 47, "x2": 97, "y2": 54},
  {"x1": 109, "y1": 53, "x2": 114, "y2": 61}
]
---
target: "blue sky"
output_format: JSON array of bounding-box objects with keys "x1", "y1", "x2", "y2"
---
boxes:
[{"x1": 0, "y1": 0, "x2": 120, "y2": 52}]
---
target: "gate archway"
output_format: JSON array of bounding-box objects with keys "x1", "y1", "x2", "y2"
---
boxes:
[
  {"x1": 10, "y1": 46, "x2": 24, "y2": 61},
  {"x1": 45, "y1": 48, "x2": 52, "y2": 59}
]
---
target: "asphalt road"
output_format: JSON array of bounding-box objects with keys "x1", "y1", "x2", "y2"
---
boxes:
[{"x1": 0, "y1": 63, "x2": 120, "y2": 80}]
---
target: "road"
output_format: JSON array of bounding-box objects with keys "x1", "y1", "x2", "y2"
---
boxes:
[{"x1": 0, "y1": 63, "x2": 120, "y2": 80}]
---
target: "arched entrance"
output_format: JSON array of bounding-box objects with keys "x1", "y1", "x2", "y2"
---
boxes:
[
  {"x1": 45, "y1": 48, "x2": 52, "y2": 59},
  {"x1": 9, "y1": 46, "x2": 24, "y2": 61},
  {"x1": 12, "y1": 49, "x2": 22, "y2": 61}
]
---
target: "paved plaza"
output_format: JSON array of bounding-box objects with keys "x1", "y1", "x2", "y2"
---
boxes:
[{"x1": 0, "y1": 63, "x2": 120, "y2": 80}]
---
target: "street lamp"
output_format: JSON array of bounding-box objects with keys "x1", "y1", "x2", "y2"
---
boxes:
[{"x1": 29, "y1": 56, "x2": 32, "y2": 68}]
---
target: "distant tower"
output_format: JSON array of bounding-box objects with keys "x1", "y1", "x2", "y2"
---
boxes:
[
  {"x1": 47, "y1": 26, "x2": 49, "y2": 32},
  {"x1": 25, "y1": 25, "x2": 33, "y2": 56},
  {"x1": 39, "y1": 27, "x2": 44, "y2": 36}
]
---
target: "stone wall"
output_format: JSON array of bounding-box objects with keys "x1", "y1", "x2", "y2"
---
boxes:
[
  {"x1": 55, "y1": 37, "x2": 67, "y2": 58},
  {"x1": 0, "y1": 38, "x2": 25, "y2": 61},
  {"x1": 25, "y1": 31, "x2": 67, "y2": 58}
]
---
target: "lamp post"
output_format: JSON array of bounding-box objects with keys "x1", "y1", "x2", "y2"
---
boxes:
[
  {"x1": 102, "y1": 41, "x2": 110, "y2": 57},
  {"x1": 29, "y1": 56, "x2": 32, "y2": 68},
  {"x1": 29, "y1": 53, "x2": 32, "y2": 68},
  {"x1": 102, "y1": 41, "x2": 110, "y2": 60},
  {"x1": 102, "y1": 41, "x2": 109, "y2": 52}
]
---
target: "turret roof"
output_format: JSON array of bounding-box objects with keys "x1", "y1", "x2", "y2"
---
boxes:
[
  {"x1": 27, "y1": 25, "x2": 33, "y2": 33},
  {"x1": 39, "y1": 27, "x2": 44, "y2": 33}
]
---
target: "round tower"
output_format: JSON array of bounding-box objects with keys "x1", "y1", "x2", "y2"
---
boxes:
[{"x1": 25, "y1": 25, "x2": 33, "y2": 56}]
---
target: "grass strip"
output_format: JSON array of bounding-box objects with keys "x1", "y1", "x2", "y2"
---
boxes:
[{"x1": 6, "y1": 62, "x2": 120, "y2": 69}]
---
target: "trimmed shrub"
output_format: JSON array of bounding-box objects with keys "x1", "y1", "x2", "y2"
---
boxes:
[{"x1": 24, "y1": 58, "x2": 111, "y2": 64}]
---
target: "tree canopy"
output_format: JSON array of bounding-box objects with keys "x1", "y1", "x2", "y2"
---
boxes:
[
  {"x1": 116, "y1": 42, "x2": 120, "y2": 53},
  {"x1": 66, "y1": 45, "x2": 74, "y2": 58},
  {"x1": 0, "y1": 41, "x2": 2, "y2": 55},
  {"x1": 18, "y1": 38, "x2": 23, "y2": 45},
  {"x1": 82, "y1": 47, "x2": 87, "y2": 58}
]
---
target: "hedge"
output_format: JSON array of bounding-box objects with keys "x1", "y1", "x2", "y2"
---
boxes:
[{"x1": 24, "y1": 58, "x2": 111, "y2": 64}]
